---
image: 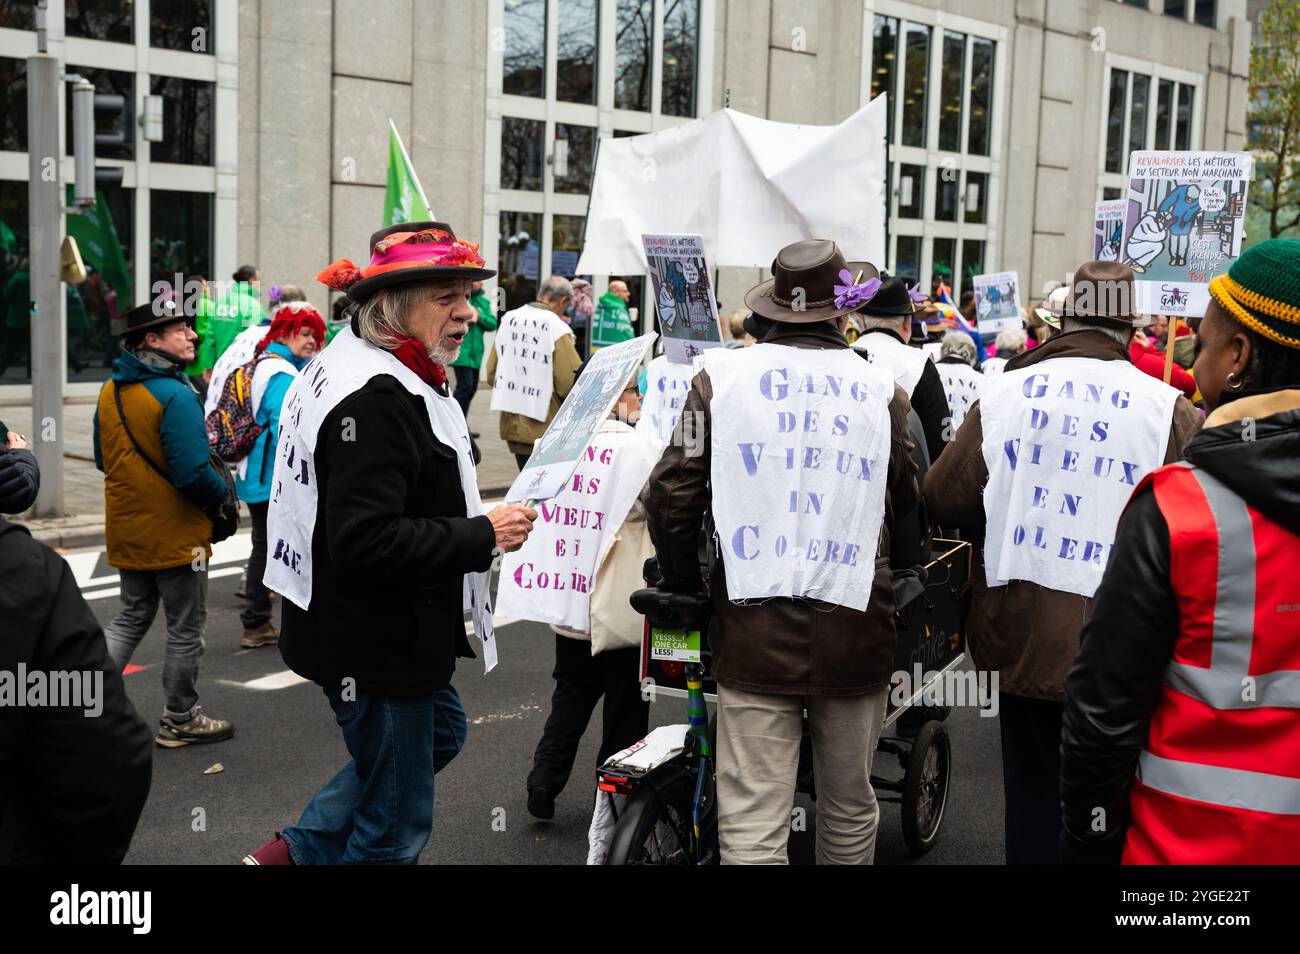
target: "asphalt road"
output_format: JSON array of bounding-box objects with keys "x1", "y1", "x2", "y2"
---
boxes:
[{"x1": 70, "y1": 529, "x2": 1006, "y2": 865}]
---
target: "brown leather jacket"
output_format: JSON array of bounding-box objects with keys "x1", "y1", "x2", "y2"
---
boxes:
[
  {"x1": 643, "y1": 321, "x2": 919, "y2": 697},
  {"x1": 925, "y1": 329, "x2": 1203, "y2": 701}
]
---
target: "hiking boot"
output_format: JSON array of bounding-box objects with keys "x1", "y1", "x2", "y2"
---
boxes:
[
  {"x1": 155, "y1": 707, "x2": 235, "y2": 748},
  {"x1": 241, "y1": 621, "x2": 279, "y2": 649},
  {"x1": 242, "y1": 832, "x2": 295, "y2": 865}
]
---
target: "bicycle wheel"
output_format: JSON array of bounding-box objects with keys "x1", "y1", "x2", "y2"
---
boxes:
[
  {"x1": 605, "y1": 768, "x2": 715, "y2": 865},
  {"x1": 901, "y1": 720, "x2": 951, "y2": 855}
]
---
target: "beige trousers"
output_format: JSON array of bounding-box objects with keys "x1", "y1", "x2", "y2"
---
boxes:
[{"x1": 716, "y1": 684, "x2": 889, "y2": 865}]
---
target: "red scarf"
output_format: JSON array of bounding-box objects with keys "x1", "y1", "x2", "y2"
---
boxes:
[{"x1": 390, "y1": 338, "x2": 449, "y2": 393}]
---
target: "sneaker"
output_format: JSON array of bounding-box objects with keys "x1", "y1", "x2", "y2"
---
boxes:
[
  {"x1": 242, "y1": 832, "x2": 294, "y2": 865},
  {"x1": 155, "y1": 707, "x2": 235, "y2": 748},
  {"x1": 527, "y1": 786, "x2": 555, "y2": 820},
  {"x1": 241, "y1": 621, "x2": 279, "y2": 649}
]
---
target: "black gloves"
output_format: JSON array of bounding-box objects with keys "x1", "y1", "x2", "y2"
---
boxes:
[{"x1": 0, "y1": 446, "x2": 40, "y2": 513}]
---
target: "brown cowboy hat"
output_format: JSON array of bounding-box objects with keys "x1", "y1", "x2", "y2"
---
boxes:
[
  {"x1": 1049, "y1": 260, "x2": 1151, "y2": 329},
  {"x1": 744, "y1": 239, "x2": 878, "y2": 323}
]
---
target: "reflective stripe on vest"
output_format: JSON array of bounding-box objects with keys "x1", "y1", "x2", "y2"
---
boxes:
[{"x1": 1132, "y1": 462, "x2": 1300, "y2": 826}]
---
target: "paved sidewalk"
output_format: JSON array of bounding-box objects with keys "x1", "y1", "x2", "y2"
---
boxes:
[{"x1": 2, "y1": 383, "x2": 521, "y2": 549}]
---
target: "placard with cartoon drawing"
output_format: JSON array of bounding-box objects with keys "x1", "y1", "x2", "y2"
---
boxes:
[
  {"x1": 972, "y1": 271, "x2": 1022, "y2": 335},
  {"x1": 642, "y1": 233, "x2": 723, "y2": 364},
  {"x1": 1093, "y1": 199, "x2": 1128, "y2": 262},
  {"x1": 1121, "y1": 151, "x2": 1252, "y2": 317}
]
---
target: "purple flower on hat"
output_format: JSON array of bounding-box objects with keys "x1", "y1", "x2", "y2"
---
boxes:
[
  {"x1": 268, "y1": 284, "x2": 283, "y2": 305},
  {"x1": 833, "y1": 269, "x2": 881, "y2": 310},
  {"x1": 906, "y1": 282, "x2": 928, "y2": 304}
]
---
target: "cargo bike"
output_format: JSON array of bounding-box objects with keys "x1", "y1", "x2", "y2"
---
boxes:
[{"x1": 599, "y1": 540, "x2": 972, "y2": 865}]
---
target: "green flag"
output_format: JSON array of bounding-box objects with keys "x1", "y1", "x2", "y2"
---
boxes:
[
  {"x1": 383, "y1": 120, "x2": 432, "y2": 227},
  {"x1": 65, "y1": 187, "x2": 133, "y2": 302}
]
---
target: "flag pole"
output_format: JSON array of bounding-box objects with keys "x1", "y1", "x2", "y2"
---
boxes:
[
  {"x1": 1162, "y1": 314, "x2": 1180, "y2": 385},
  {"x1": 389, "y1": 118, "x2": 433, "y2": 217}
]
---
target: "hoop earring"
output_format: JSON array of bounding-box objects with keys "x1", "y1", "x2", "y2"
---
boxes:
[{"x1": 1226, "y1": 371, "x2": 1244, "y2": 390}]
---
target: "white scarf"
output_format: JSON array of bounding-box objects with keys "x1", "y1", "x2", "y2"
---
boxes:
[
  {"x1": 490, "y1": 303, "x2": 575, "y2": 422},
  {"x1": 264, "y1": 326, "x2": 498, "y2": 671},
  {"x1": 980, "y1": 356, "x2": 1178, "y2": 598}
]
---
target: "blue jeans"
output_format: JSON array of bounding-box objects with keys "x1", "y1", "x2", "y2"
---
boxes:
[{"x1": 282, "y1": 683, "x2": 468, "y2": 864}]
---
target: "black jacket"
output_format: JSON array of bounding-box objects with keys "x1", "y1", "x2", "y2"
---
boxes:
[
  {"x1": 0, "y1": 519, "x2": 152, "y2": 863},
  {"x1": 280, "y1": 375, "x2": 498, "y2": 697},
  {"x1": 1060, "y1": 388, "x2": 1300, "y2": 864},
  {"x1": 0, "y1": 420, "x2": 39, "y2": 514},
  {"x1": 855, "y1": 329, "x2": 950, "y2": 464}
]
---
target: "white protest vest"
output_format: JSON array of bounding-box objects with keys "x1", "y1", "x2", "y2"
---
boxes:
[
  {"x1": 937, "y1": 360, "x2": 984, "y2": 434},
  {"x1": 264, "y1": 326, "x2": 499, "y2": 671},
  {"x1": 235, "y1": 353, "x2": 298, "y2": 480},
  {"x1": 204, "y1": 324, "x2": 266, "y2": 417},
  {"x1": 980, "y1": 356, "x2": 1178, "y2": 598},
  {"x1": 490, "y1": 303, "x2": 575, "y2": 422},
  {"x1": 708, "y1": 345, "x2": 894, "y2": 611},
  {"x1": 982, "y1": 356, "x2": 1008, "y2": 376},
  {"x1": 636, "y1": 354, "x2": 696, "y2": 443},
  {"x1": 497, "y1": 418, "x2": 662, "y2": 633},
  {"x1": 851, "y1": 330, "x2": 930, "y2": 397}
]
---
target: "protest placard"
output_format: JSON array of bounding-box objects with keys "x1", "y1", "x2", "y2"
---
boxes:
[
  {"x1": 642, "y1": 233, "x2": 723, "y2": 364},
  {"x1": 508, "y1": 333, "x2": 657, "y2": 503},
  {"x1": 973, "y1": 271, "x2": 1022, "y2": 335},
  {"x1": 1093, "y1": 199, "x2": 1128, "y2": 261},
  {"x1": 1121, "y1": 150, "x2": 1252, "y2": 317}
]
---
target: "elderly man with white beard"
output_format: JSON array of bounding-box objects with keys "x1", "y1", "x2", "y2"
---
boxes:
[{"x1": 242, "y1": 222, "x2": 537, "y2": 865}]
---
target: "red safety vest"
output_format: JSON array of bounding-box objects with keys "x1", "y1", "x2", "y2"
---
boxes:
[{"x1": 1123, "y1": 462, "x2": 1300, "y2": 864}]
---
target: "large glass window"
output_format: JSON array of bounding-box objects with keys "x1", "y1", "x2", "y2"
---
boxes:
[
  {"x1": 500, "y1": 117, "x2": 545, "y2": 191},
  {"x1": 1104, "y1": 68, "x2": 1127, "y2": 173},
  {"x1": 64, "y1": 67, "x2": 134, "y2": 161},
  {"x1": 65, "y1": 0, "x2": 133, "y2": 44},
  {"x1": 150, "y1": 190, "x2": 210, "y2": 290},
  {"x1": 499, "y1": 211, "x2": 542, "y2": 309},
  {"x1": 1175, "y1": 83, "x2": 1193, "y2": 150},
  {"x1": 960, "y1": 240, "x2": 984, "y2": 296},
  {"x1": 931, "y1": 238, "x2": 955, "y2": 295},
  {"x1": 938, "y1": 31, "x2": 965, "y2": 153},
  {"x1": 967, "y1": 38, "x2": 994, "y2": 156},
  {"x1": 615, "y1": 0, "x2": 653, "y2": 111},
  {"x1": 964, "y1": 171, "x2": 988, "y2": 224},
  {"x1": 503, "y1": 0, "x2": 546, "y2": 98},
  {"x1": 0, "y1": 1, "x2": 35, "y2": 30},
  {"x1": 894, "y1": 236, "x2": 921, "y2": 287},
  {"x1": 551, "y1": 214, "x2": 585, "y2": 278},
  {"x1": 557, "y1": 0, "x2": 597, "y2": 104},
  {"x1": 935, "y1": 169, "x2": 958, "y2": 222},
  {"x1": 901, "y1": 24, "x2": 929, "y2": 148},
  {"x1": 661, "y1": 0, "x2": 698, "y2": 118},
  {"x1": 553, "y1": 123, "x2": 595, "y2": 194},
  {"x1": 871, "y1": 16, "x2": 897, "y2": 132},
  {"x1": 1193, "y1": 1, "x2": 1215, "y2": 27},
  {"x1": 1128, "y1": 73, "x2": 1149, "y2": 159},
  {"x1": 151, "y1": 0, "x2": 214, "y2": 54},
  {"x1": 1155, "y1": 79, "x2": 1173, "y2": 150},
  {"x1": 0, "y1": 57, "x2": 27, "y2": 152},
  {"x1": 0, "y1": 179, "x2": 32, "y2": 385},
  {"x1": 897, "y1": 164, "x2": 924, "y2": 219},
  {"x1": 69, "y1": 185, "x2": 134, "y2": 381},
  {"x1": 1163, "y1": 0, "x2": 1187, "y2": 19},
  {"x1": 149, "y1": 77, "x2": 214, "y2": 166}
]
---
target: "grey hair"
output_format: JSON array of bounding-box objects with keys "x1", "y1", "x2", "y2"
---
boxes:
[
  {"x1": 277, "y1": 284, "x2": 307, "y2": 303},
  {"x1": 856, "y1": 314, "x2": 908, "y2": 333},
  {"x1": 1061, "y1": 316, "x2": 1133, "y2": 346},
  {"x1": 539, "y1": 275, "x2": 574, "y2": 303},
  {"x1": 354, "y1": 279, "x2": 464, "y2": 350},
  {"x1": 995, "y1": 327, "x2": 1028, "y2": 354},
  {"x1": 940, "y1": 330, "x2": 978, "y2": 366}
]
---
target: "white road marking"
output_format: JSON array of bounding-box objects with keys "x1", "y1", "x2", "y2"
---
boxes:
[
  {"x1": 82, "y1": 565, "x2": 244, "y2": 601},
  {"x1": 217, "y1": 670, "x2": 310, "y2": 691},
  {"x1": 469, "y1": 702, "x2": 543, "y2": 725}
]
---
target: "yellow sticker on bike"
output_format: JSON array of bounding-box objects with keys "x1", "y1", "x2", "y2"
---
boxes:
[{"x1": 650, "y1": 628, "x2": 702, "y2": 663}]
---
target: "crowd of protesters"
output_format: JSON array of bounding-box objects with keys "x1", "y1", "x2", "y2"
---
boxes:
[{"x1": 2, "y1": 213, "x2": 1298, "y2": 870}]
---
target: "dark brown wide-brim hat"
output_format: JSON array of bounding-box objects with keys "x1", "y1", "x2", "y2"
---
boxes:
[
  {"x1": 744, "y1": 239, "x2": 878, "y2": 323},
  {"x1": 1050, "y1": 260, "x2": 1151, "y2": 329},
  {"x1": 119, "y1": 298, "x2": 190, "y2": 337},
  {"x1": 317, "y1": 220, "x2": 496, "y2": 304}
]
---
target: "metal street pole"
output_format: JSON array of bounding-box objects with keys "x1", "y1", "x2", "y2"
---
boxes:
[{"x1": 27, "y1": 53, "x2": 65, "y2": 516}]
